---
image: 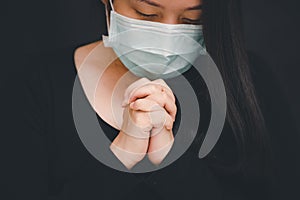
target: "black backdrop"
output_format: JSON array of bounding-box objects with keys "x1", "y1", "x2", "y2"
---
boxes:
[{"x1": 3, "y1": 0, "x2": 300, "y2": 198}]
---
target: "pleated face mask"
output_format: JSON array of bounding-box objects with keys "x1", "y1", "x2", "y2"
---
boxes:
[{"x1": 102, "y1": 0, "x2": 206, "y2": 80}]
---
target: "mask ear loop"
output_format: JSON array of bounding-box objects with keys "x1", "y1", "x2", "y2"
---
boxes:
[
  {"x1": 105, "y1": 0, "x2": 114, "y2": 33},
  {"x1": 105, "y1": 4, "x2": 110, "y2": 32},
  {"x1": 109, "y1": 0, "x2": 114, "y2": 11}
]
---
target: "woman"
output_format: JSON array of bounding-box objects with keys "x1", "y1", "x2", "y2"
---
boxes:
[
  {"x1": 2, "y1": 0, "x2": 282, "y2": 199},
  {"x1": 75, "y1": 0, "x2": 211, "y2": 170},
  {"x1": 74, "y1": 0, "x2": 268, "y2": 176}
]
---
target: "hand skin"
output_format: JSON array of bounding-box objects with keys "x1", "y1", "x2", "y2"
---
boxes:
[
  {"x1": 110, "y1": 104, "x2": 154, "y2": 170},
  {"x1": 128, "y1": 79, "x2": 177, "y2": 165},
  {"x1": 110, "y1": 79, "x2": 177, "y2": 169},
  {"x1": 112, "y1": 130, "x2": 149, "y2": 154},
  {"x1": 147, "y1": 126, "x2": 174, "y2": 165}
]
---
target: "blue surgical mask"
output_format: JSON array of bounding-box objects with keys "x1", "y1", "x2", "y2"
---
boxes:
[{"x1": 103, "y1": 0, "x2": 206, "y2": 80}]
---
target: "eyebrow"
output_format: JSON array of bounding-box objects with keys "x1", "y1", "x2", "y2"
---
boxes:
[
  {"x1": 136, "y1": 0, "x2": 202, "y2": 11},
  {"x1": 186, "y1": 5, "x2": 203, "y2": 11},
  {"x1": 137, "y1": 0, "x2": 163, "y2": 8}
]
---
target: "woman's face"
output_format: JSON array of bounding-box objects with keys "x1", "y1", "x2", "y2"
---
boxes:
[{"x1": 105, "y1": 0, "x2": 203, "y2": 25}]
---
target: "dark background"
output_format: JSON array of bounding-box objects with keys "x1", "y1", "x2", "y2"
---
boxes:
[{"x1": 2, "y1": 0, "x2": 300, "y2": 198}]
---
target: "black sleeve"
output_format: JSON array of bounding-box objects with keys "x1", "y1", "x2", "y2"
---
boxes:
[
  {"x1": 0, "y1": 55, "x2": 51, "y2": 200},
  {"x1": 249, "y1": 52, "x2": 300, "y2": 200}
]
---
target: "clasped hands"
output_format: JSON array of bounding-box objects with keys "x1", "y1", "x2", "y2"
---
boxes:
[{"x1": 110, "y1": 78, "x2": 177, "y2": 169}]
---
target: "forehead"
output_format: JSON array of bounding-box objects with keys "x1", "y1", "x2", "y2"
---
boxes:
[{"x1": 104, "y1": 0, "x2": 202, "y2": 7}]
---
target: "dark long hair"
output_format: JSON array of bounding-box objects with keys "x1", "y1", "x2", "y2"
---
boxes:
[{"x1": 202, "y1": 0, "x2": 270, "y2": 181}]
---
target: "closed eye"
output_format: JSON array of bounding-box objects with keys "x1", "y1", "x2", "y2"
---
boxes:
[
  {"x1": 135, "y1": 9, "x2": 157, "y2": 18},
  {"x1": 182, "y1": 18, "x2": 202, "y2": 25}
]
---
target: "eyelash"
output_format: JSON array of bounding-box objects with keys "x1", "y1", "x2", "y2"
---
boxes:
[
  {"x1": 134, "y1": 10, "x2": 202, "y2": 24},
  {"x1": 183, "y1": 18, "x2": 202, "y2": 25},
  {"x1": 135, "y1": 10, "x2": 157, "y2": 18}
]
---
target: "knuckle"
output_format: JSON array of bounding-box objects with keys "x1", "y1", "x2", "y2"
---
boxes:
[
  {"x1": 152, "y1": 84, "x2": 160, "y2": 91},
  {"x1": 158, "y1": 93, "x2": 168, "y2": 102}
]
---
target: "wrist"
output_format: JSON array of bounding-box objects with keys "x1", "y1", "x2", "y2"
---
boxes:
[{"x1": 112, "y1": 131, "x2": 149, "y2": 154}]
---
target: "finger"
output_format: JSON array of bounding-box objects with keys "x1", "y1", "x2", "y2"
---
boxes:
[
  {"x1": 121, "y1": 106, "x2": 152, "y2": 139},
  {"x1": 143, "y1": 95, "x2": 177, "y2": 121},
  {"x1": 122, "y1": 78, "x2": 151, "y2": 106},
  {"x1": 128, "y1": 83, "x2": 174, "y2": 105},
  {"x1": 151, "y1": 112, "x2": 174, "y2": 137},
  {"x1": 130, "y1": 99, "x2": 175, "y2": 129},
  {"x1": 128, "y1": 84, "x2": 154, "y2": 104},
  {"x1": 152, "y1": 112, "x2": 173, "y2": 130},
  {"x1": 129, "y1": 98, "x2": 162, "y2": 112},
  {"x1": 165, "y1": 113, "x2": 174, "y2": 130},
  {"x1": 151, "y1": 79, "x2": 175, "y2": 102},
  {"x1": 125, "y1": 78, "x2": 150, "y2": 99},
  {"x1": 129, "y1": 84, "x2": 176, "y2": 121}
]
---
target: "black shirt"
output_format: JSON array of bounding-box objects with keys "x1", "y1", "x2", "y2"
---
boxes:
[{"x1": 1, "y1": 46, "x2": 297, "y2": 200}]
